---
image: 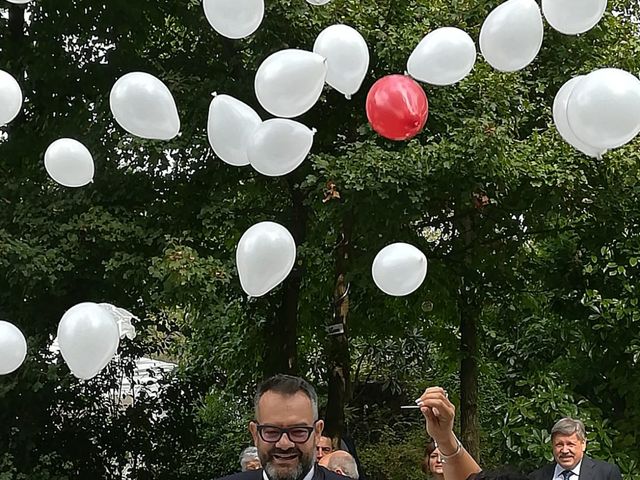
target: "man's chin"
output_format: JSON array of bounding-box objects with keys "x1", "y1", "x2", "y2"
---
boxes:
[
  {"x1": 265, "y1": 462, "x2": 304, "y2": 480},
  {"x1": 558, "y1": 458, "x2": 576, "y2": 469}
]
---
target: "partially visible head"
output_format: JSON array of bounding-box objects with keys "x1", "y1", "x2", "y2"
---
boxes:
[
  {"x1": 316, "y1": 435, "x2": 334, "y2": 462},
  {"x1": 319, "y1": 450, "x2": 359, "y2": 479},
  {"x1": 250, "y1": 375, "x2": 323, "y2": 480},
  {"x1": 421, "y1": 441, "x2": 443, "y2": 477},
  {"x1": 240, "y1": 446, "x2": 261, "y2": 471},
  {"x1": 550, "y1": 418, "x2": 587, "y2": 470}
]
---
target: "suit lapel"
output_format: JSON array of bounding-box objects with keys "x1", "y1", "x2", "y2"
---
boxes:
[{"x1": 580, "y1": 456, "x2": 595, "y2": 480}]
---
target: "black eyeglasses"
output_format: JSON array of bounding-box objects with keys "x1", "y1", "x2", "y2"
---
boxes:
[{"x1": 255, "y1": 422, "x2": 317, "y2": 443}]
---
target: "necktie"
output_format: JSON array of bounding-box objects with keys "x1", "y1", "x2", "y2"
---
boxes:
[{"x1": 560, "y1": 470, "x2": 574, "y2": 480}]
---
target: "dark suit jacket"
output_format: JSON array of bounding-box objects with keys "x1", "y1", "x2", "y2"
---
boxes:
[
  {"x1": 529, "y1": 456, "x2": 622, "y2": 480},
  {"x1": 218, "y1": 466, "x2": 348, "y2": 480}
]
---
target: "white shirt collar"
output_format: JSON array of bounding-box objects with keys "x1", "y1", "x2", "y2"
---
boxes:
[
  {"x1": 263, "y1": 465, "x2": 315, "y2": 480},
  {"x1": 554, "y1": 459, "x2": 582, "y2": 479}
]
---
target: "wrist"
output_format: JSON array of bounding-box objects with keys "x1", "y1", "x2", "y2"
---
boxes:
[
  {"x1": 434, "y1": 432, "x2": 458, "y2": 454},
  {"x1": 437, "y1": 434, "x2": 463, "y2": 462}
]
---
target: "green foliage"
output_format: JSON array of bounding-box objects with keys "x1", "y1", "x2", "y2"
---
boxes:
[{"x1": 1, "y1": 0, "x2": 640, "y2": 478}]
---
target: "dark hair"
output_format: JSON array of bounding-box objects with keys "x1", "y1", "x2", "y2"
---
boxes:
[
  {"x1": 467, "y1": 468, "x2": 529, "y2": 480},
  {"x1": 421, "y1": 440, "x2": 437, "y2": 475},
  {"x1": 254, "y1": 374, "x2": 319, "y2": 420}
]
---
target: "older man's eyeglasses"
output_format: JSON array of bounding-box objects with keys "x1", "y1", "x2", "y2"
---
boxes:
[{"x1": 256, "y1": 424, "x2": 317, "y2": 443}]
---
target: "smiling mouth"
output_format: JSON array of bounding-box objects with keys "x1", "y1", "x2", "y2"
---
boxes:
[{"x1": 272, "y1": 452, "x2": 299, "y2": 462}]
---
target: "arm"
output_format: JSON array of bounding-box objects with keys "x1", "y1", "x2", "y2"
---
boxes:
[{"x1": 416, "y1": 387, "x2": 481, "y2": 480}]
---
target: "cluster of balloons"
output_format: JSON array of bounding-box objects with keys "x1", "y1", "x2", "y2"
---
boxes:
[
  {"x1": 1, "y1": 51, "x2": 95, "y2": 189},
  {"x1": 554, "y1": 68, "x2": 640, "y2": 157},
  {"x1": 0, "y1": 302, "x2": 137, "y2": 380},
  {"x1": 478, "y1": 0, "x2": 607, "y2": 73},
  {"x1": 209, "y1": 24, "x2": 370, "y2": 176},
  {"x1": 236, "y1": 222, "x2": 428, "y2": 298},
  {"x1": 0, "y1": 0, "x2": 622, "y2": 309}
]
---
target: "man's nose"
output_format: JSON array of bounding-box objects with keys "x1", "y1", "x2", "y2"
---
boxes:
[{"x1": 276, "y1": 432, "x2": 295, "y2": 449}]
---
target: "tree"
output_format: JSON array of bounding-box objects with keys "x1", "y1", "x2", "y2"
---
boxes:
[{"x1": 1, "y1": 0, "x2": 639, "y2": 478}]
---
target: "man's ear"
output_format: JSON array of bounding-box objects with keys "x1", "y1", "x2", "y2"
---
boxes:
[
  {"x1": 335, "y1": 468, "x2": 345, "y2": 476},
  {"x1": 314, "y1": 419, "x2": 325, "y2": 439},
  {"x1": 581, "y1": 439, "x2": 587, "y2": 453},
  {"x1": 249, "y1": 421, "x2": 259, "y2": 445}
]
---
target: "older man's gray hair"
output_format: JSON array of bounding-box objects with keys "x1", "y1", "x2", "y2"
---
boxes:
[
  {"x1": 239, "y1": 446, "x2": 260, "y2": 471},
  {"x1": 327, "y1": 451, "x2": 359, "y2": 479},
  {"x1": 551, "y1": 417, "x2": 587, "y2": 441}
]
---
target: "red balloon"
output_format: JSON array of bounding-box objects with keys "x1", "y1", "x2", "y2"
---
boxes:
[{"x1": 366, "y1": 75, "x2": 429, "y2": 141}]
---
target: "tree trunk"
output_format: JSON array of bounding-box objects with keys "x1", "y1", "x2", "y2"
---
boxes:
[
  {"x1": 459, "y1": 286, "x2": 480, "y2": 462},
  {"x1": 458, "y1": 215, "x2": 481, "y2": 462},
  {"x1": 262, "y1": 181, "x2": 307, "y2": 377},
  {"x1": 323, "y1": 209, "x2": 353, "y2": 440},
  {"x1": 8, "y1": 4, "x2": 25, "y2": 40}
]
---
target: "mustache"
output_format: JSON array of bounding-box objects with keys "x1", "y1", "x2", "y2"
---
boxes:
[{"x1": 269, "y1": 448, "x2": 301, "y2": 455}]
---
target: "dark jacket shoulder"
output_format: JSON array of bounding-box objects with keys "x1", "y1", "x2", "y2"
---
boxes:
[
  {"x1": 217, "y1": 470, "x2": 263, "y2": 480},
  {"x1": 528, "y1": 463, "x2": 554, "y2": 480},
  {"x1": 529, "y1": 456, "x2": 622, "y2": 480},
  {"x1": 216, "y1": 467, "x2": 348, "y2": 480}
]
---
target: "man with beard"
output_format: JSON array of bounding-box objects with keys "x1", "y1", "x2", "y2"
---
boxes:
[
  {"x1": 217, "y1": 374, "x2": 344, "y2": 480},
  {"x1": 529, "y1": 418, "x2": 621, "y2": 480},
  {"x1": 217, "y1": 377, "x2": 481, "y2": 480}
]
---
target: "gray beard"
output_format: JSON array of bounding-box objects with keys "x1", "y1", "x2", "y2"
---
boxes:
[{"x1": 264, "y1": 460, "x2": 312, "y2": 480}]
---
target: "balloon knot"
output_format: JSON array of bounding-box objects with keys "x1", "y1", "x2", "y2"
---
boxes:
[
  {"x1": 345, "y1": 94, "x2": 352, "y2": 100},
  {"x1": 311, "y1": 128, "x2": 317, "y2": 135},
  {"x1": 211, "y1": 91, "x2": 218, "y2": 97}
]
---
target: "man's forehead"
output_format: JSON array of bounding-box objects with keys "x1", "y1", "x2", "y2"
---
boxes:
[
  {"x1": 553, "y1": 432, "x2": 582, "y2": 442},
  {"x1": 318, "y1": 436, "x2": 332, "y2": 447},
  {"x1": 256, "y1": 390, "x2": 314, "y2": 421}
]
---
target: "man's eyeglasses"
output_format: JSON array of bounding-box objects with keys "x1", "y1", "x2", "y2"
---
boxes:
[{"x1": 255, "y1": 423, "x2": 317, "y2": 443}]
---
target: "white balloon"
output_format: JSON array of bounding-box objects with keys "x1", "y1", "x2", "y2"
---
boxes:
[
  {"x1": 44, "y1": 138, "x2": 95, "y2": 187},
  {"x1": 552, "y1": 77, "x2": 605, "y2": 158},
  {"x1": 407, "y1": 27, "x2": 476, "y2": 86},
  {"x1": 207, "y1": 94, "x2": 261, "y2": 167},
  {"x1": 313, "y1": 24, "x2": 369, "y2": 98},
  {"x1": 567, "y1": 68, "x2": 640, "y2": 150},
  {"x1": 0, "y1": 70, "x2": 23, "y2": 126},
  {"x1": 202, "y1": 0, "x2": 264, "y2": 39},
  {"x1": 255, "y1": 49, "x2": 327, "y2": 118},
  {"x1": 0, "y1": 321, "x2": 27, "y2": 375},
  {"x1": 57, "y1": 302, "x2": 120, "y2": 380},
  {"x1": 479, "y1": 0, "x2": 543, "y2": 72},
  {"x1": 6, "y1": 0, "x2": 31, "y2": 3},
  {"x1": 372, "y1": 243, "x2": 428, "y2": 296},
  {"x1": 542, "y1": 0, "x2": 607, "y2": 35},
  {"x1": 247, "y1": 119, "x2": 314, "y2": 177},
  {"x1": 109, "y1": 72, "x2": 180, "y2": 140},
  {"x1": 306, "y1": 0, "x2": 331, "y2": 4},
  {"x1": 236, "y1": 221, "x2": 296, "y2": 297}
]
